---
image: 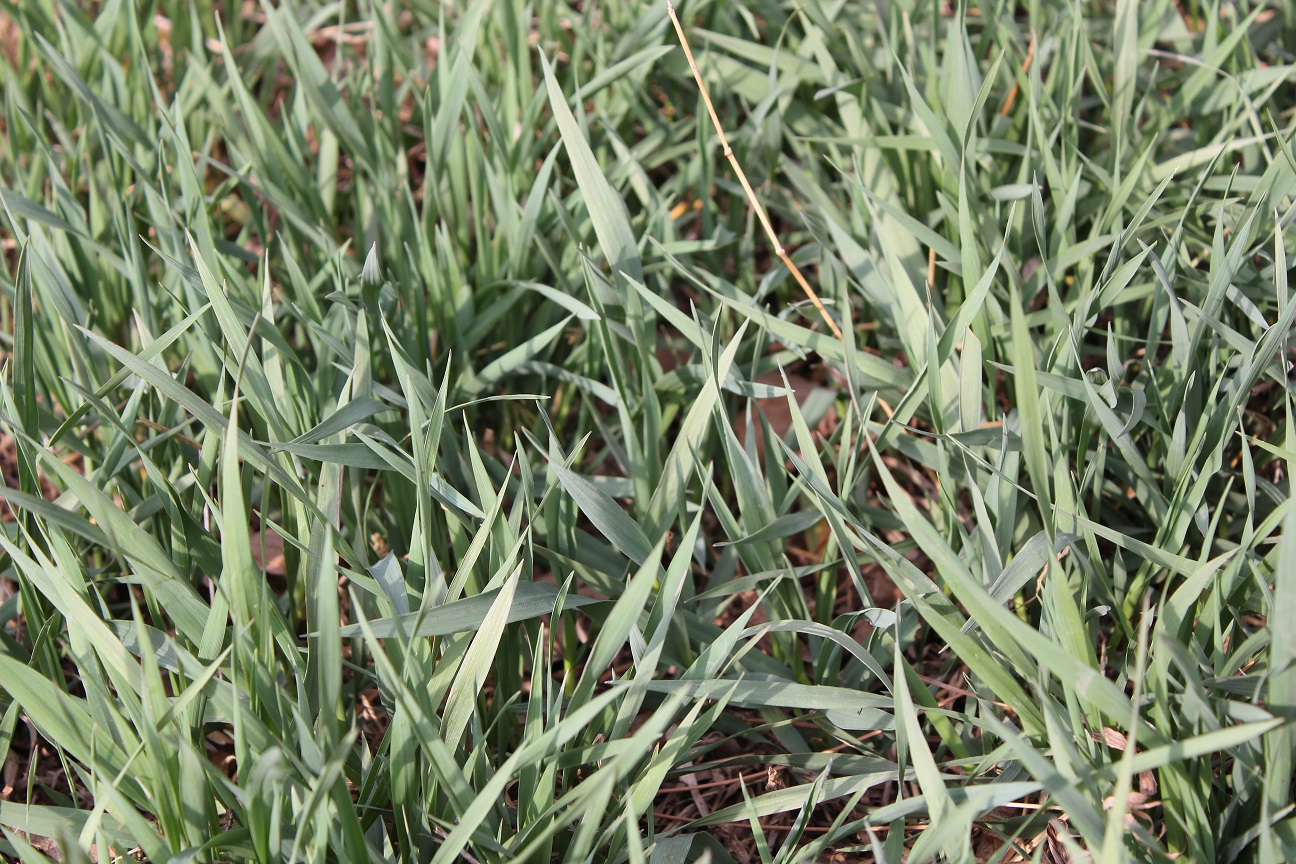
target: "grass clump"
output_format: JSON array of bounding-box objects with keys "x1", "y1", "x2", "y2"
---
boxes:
[{"x1": 0, "y1": 0, "x2": 1294, "y2": 861}]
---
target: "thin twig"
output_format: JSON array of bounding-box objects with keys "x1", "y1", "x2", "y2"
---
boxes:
[{"x1": 666, "y1": 1, "x2": 844, "y2": 342}]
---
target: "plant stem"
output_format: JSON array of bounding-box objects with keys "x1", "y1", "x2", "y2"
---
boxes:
[{"x1": 666, "y1": 1, "x2": 845, "y2": 342}]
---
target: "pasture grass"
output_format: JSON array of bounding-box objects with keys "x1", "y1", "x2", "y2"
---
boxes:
[{"x1": 0, "y1": 0, "x2": 1294, "y2": 861}]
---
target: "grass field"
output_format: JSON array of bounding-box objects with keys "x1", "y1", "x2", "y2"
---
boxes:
[{"x1": 0, "y1": 0, "x2": 1294, "y2": 860}]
